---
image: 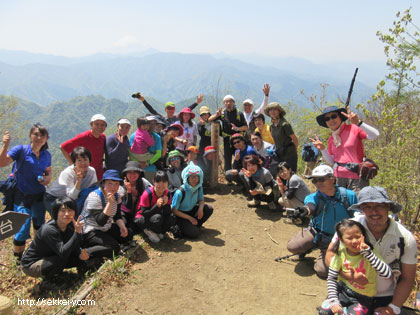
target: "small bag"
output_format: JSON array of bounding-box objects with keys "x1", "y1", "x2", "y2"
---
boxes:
[{"x1": 358, "y1": 158, "x2": 379, "y2": 180}]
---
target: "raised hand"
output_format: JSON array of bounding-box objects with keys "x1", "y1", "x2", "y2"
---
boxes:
[
  {"x1": 309, "y1": 135, "x2": 325, "y2": 151},
  {"x1": 124, "y1": 179, "x2": 132, "y2": 193},
  {"x1": 216, "y1": 108, "x2": 223, "y2": 117},
  {"x1": 156, "y1": 197, "x2": 164, "y2": 207},
  {"x1": 196, "y1": 93, "x2": 204, "y2": 104},
  {"x1": 162, "y1": 195, "x2": 169, "y2": 205},
  {"x1": 116, "y1": 132, "x2": 124, "y2": 143},
  {"x1": 341, "y1": 106, "x2": 360, "y2": 125},
  {"x1": 2, "y1": 131, "x2": 10, "y2": 145},
  {"x1": 106, "y1": 192, "x2": 115, "y2": 205},
  {"x1": 73, "y1": 216, "x2": 84, "y2": 234},
  {"x1": 262, "y1": 83, "x2": 270, "y2": 96}
]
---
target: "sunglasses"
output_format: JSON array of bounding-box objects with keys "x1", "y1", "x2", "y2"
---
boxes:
[
  {"x1": 169, "y1": 156, "x2": 180, "y2": 162},
  {"x1": 311, "y1": 176, "x2": 329, "y2": 184},
  {"x1": 232, "y1": 141, "x2": 241, "y2": 145},
  {"x1": 324, "y1": 114, "x2": 338, "y2": 122}
]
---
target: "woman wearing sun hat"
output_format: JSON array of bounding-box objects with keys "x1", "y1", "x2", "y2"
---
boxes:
[
  {"x1": 311, "y1": 106, "x2": 379, "y2": 192},
  {"x1": 265, "y1": 102, "x2": 299, "y2": 172},
  {"x1": 175, "y1": 107, "x2": 198, "y2": 153}
]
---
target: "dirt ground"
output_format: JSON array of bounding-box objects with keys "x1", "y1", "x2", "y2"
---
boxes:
[{"x1": 84, "y1": 184, "x2": 328, "y2": 315}]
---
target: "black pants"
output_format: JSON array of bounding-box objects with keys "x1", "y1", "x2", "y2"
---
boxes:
[
  {"x1": 82, "y1": 224, "x2": 130, "y2": 258},
  {"x1": 176, "y1": 204, "x2": 213, "y2": 238},
  {"x1": 223, "y1": 137, "x2": 234, "y2": 172},
  {"x1": 121, "y1": 210, "x2": 141, "y2": 235},
  {"x1": 23, "y1": 252, "x2": 82, "y2": 278},
  {"x1": 135, "y1": 205, "x2": 177, "y2": 234}
]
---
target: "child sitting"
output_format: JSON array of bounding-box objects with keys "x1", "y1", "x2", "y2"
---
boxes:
[
  {"x1": 318, "y1": 219, "x2": 392, "y2": 315},
  {"x1": 130, "y1": 116, "x2": 155, "y2": 163}
]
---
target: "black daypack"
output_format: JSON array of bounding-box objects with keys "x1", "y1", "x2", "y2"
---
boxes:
[{"x1": 301, "y1": 143, "x2": 316, "y2": 162}]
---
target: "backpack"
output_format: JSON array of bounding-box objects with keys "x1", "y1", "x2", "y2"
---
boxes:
[{"x1": 301, "y1": 143, "x2": 317, "y2": 162}]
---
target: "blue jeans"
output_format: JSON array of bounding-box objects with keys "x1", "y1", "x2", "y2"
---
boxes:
[{"x1": 14, "y1": 191, "x2": 46, "y2": 242}]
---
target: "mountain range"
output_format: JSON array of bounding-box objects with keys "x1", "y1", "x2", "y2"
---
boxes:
[{"x1": 0, "y1": 49, "x2": 381, "y2": 108}]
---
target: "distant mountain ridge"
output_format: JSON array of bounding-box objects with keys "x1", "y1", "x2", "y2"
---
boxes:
[{"x1": 0, "y1": 50, "x2": 375, "y2": 107}]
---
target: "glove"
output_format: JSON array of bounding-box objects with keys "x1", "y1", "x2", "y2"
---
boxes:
[{"x1": 294, "y1": 206, "x2": 309, "y2": 219}]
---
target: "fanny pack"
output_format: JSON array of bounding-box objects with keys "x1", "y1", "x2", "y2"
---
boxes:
[{"x1": 336, "y1": 158, "x2": 379, "y2": 181}]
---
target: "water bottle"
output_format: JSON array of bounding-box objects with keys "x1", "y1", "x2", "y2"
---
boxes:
[{"x1": 37, "y1": 175, "x2": 44, "y2": 182}]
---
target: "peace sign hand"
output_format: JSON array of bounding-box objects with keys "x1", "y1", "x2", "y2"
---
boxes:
[
  {"x1": 309, "y1": 135, "x2": 325, "y2": 151},
  {"x1": 73, "y1": 216, "x2": 84, "y2": 234},
  {"x1": 341, "y1": 106, "x2": 360, "y2": 125}
]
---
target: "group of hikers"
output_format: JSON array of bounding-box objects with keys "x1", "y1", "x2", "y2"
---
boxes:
[{"x1": 0, "y1": 83, "x2": 416, "y2": 314}]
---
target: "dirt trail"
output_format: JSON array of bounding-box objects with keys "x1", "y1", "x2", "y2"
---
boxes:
[{"x1": 87, "y1": 185, "x2": 327, "y2": 314}]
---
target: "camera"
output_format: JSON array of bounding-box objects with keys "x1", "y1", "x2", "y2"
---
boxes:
[
  {"x1": 285, "y1": 208, "x2": 298, "y2": 217},
  {"x1": 131, "y1": 92, "x2": 141, "y2": 99}
]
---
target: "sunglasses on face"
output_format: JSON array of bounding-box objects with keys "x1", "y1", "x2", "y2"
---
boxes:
[
  {"x1": 324, "y1": 114, "x2": 338, "y2": 122},
  {"x1": 169, "y1": 156, "x2": 180, "y2": 163},
  {"x1": 232, "y1": 141, "x2": 241, "y2": 145},
  {"x1": 311, "y1": 176, "x2": 329, "y2": 184}
]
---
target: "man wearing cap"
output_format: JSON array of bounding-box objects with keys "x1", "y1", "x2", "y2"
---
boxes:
[
  {"x1": 286, "y1": 165, "x2": 357, "y2": 278},
  {"x1": 132, "y1": 92, "x2": 204, "y2": 126},
  {"x1": 61, "y1": 114, "x2": 107, "y2": 180},
  {"x1": 243, "y1": 83, "x2": 270, "y2": 139},
  {"x1": 325, "y1": 186, "x2": 417, "y2": 315},
  {"x1": 105, "y1": 118, "x2": 131, "y2": 175},
  {"x1": 213, "y1": 94, "x2": 248, "y2": 173}
]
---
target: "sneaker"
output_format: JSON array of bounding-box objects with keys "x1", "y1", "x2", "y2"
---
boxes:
[
  {"x1": 264, "y1": 187, "x2": 272, "y2": 196},
  {"x1": 158, "y1": 233, "x2": 164, "y2": 240},
  {"x1": 247, "y1": 199, "x2": 261, "y2": 207},
  {"x1": 268, "y1": 201, "x2": 277, "y2": 210},
  {"x1": 144, "y1": 229, "x2": 160, "y2": 243}
]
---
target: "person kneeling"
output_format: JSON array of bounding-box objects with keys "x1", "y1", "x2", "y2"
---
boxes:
[
  {"x1": 134, "y1": 171, "x2": 176, "y2": 243},
  {"x1": 171, "y1": 163, "x2": 213, "y2": 238},
  {"x1": 21, "y1": 197, "x2": 89, "y2": 278}
]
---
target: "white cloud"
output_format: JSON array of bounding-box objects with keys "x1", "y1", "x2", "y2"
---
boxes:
[{"x1": 113, "y1": 35, "x2": 139, "y2": 48}]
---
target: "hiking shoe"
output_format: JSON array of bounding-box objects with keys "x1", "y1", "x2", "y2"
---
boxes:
[
  {"x1": 264, "y1": 187, "x2": 272, "y2": 196},
  {"x1": 158, "y1": 233, "x2": 165, "y2": 240},
  {"x1": 248, "y1": 199, "x2": 261, "y2": 207},
  {"x1": 144, "y1": 229, "x2": 160, "y2": 243},
  {"x1": 268, "y1": 201, "x2": 277, "y2": 210}
]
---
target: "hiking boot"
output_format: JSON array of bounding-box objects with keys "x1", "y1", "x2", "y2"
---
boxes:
[
  {"x1": 264, "y1": 187, "x2": 272, "y2": 196},
  {"x1": 268, "y1": 201, "x2": 277, "y2": 210},
  {"x1": 144, "y1": 229, "x2": 160, "y2": 243},
  {"x1": 247, "y1": 199, "x2": 261, "y2": 207},
  {"x1": 170, "y1": 225, "x2": 183, "y2": 239}
]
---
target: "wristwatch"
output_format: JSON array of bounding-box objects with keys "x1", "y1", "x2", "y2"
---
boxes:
[{"x1": 388, "y1": 303, "x2": 401, "y2": 314}]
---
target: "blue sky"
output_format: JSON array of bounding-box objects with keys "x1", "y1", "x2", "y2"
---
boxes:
[{"x1": 0, "y1": 0, "x2": 418, "y2": 62}]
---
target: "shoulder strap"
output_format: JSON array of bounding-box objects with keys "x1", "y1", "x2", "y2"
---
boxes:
[
  {"x1": 94, "y1": 188, "x2": 106, "y2": 208},
  {"x1": 145, "y1": 187, "x2": 153, "y2": 206},
  {"x1": 179, "y1": 186, "x2": 186, "y2": 204},
  {"x1": 399, "y1": 237, "x2": 405, "y2": 258},
  {"x1": 337, "y1": 187, "x2": 350, "y2": 214}
]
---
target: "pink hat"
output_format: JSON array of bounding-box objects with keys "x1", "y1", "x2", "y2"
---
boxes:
[
  {"x1": 164, "y1": 123, "x2": 184, "y2": 136},
  {"x1": 178, "y1": 107, "x2": 196, "y2": 120}
]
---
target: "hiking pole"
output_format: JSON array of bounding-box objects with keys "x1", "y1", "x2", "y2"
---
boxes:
[
  {"x1": 274, "y1": 248, "x2": 315, "y2": 262},
  {"x1": 345, "y1": 68, "x2": 358, "y2": 108}
]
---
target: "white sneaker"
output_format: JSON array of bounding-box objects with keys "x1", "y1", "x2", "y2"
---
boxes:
[
  {"x1": 158, "y1": 233, "x2": 164, "y2": 240},
  {"x1": 248, "y1": 199, "x2": 261, "y2": 207},
  {"x1": 144, "y1": 229, "x2": 160, "y2": 243}
]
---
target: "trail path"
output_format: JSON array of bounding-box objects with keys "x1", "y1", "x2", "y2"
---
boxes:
[{"x1": 88, "y1": 185, "x2": 326, "y2": 315}]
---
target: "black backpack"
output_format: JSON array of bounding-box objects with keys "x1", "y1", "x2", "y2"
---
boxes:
[{"x1": 302, "y1": 143, "x2": 315, "y2": 162}]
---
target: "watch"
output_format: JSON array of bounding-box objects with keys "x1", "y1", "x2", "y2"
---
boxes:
[
  {"x1": 388, "y1": 303, "x2": 401, "y2": 314},
  {"x1": 357, "y1": 120, "x2": 363, "y2": 126}
]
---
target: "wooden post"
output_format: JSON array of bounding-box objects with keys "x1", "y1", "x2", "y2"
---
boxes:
[{"x1": 210, "y1": 122, "x2": 220, "y2": 188}]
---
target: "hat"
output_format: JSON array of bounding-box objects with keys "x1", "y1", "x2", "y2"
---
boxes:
[
  {"x1": 102, "y1": 169, "x2": 122, "y2": 182},
  {"x1": 199, "y1": 106, "x2": 211, "y2": 116},
  {"x1": 348, "y1": 186, "x2": 402, "y2": 213},
  {"x1": 122, "y1": 161, "x2": 144, "y2": 175},
  {"x1": 166, "y1": 150, "x2": 184, "y2": 164},
  {"x1": 155, "y1": 117, "x2": 166, "y2": 126},
  {"x1": 243, "y1": 99, "x2": 254, "y2": 106},
  {"x1": 204, "y1": 146, "x2": 217, "y2": 157},
  {"x1": 186, "y1": 146, "x2": 199, "y2": 154},
  {"x1": 165, "y1": 102, "x2": 175, "y2": 108},
  {"x1": 305, "y1": 165, "x2": 334, "y2": 179},
  {"x1": 164, "y1": 123, "x2": 183, "y2": 136},
  {"x1": 264, "y1": 102, "x2": 286, "y2": 117},
  {"x1": 117, "y1": 118, "x2": 131, "y2": 126},
  {"x1": 223, "y1": 95, "x2": 235, "y2": 102},
  {"x1": 316, "y1": 106, "x2": 348, "y2": 128},
  {"x1": 178, "y1": 107, "x2": 196, "y2": 120},
  {"x1": 252, "y1": 112, "x2": 265, "y2": 123},
  {"x1": 145, "y1": 115, "x2": 157, "y2": 122},
  {"x1": 231, "y1": 133, "x2": 245, "y2": 144},
  {"x1": 90, "y1": 114, "x2": 107, "y2": 125}
]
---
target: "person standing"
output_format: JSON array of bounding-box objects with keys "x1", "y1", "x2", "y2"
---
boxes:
[
  {"x1": 61, "y1": 114, "x2": 107, "y2": 180},
  {"x1": 105, "y1": 118, "x2": 131, "y2": 175}
]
